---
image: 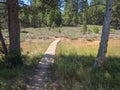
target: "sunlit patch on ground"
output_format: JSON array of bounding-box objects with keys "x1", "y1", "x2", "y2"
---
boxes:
[
  {"x1": 60, "y1": 38, "x2": 120, "y2": 57},
  {"x1": 21, "y1": 39, "x2": 54, "y2": 55}
]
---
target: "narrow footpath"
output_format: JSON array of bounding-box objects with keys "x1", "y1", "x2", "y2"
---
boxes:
[{"x1": 27, "y1": 38, "x2": 61, "y2": 90}]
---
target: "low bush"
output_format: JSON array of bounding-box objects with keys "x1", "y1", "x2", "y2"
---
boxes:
[
  {"x1": 110, "y1": 28, "x2": 115, "y2": 33},
  {"x1": 92, "y1": 26, "x2": 99, "y2": 33}
]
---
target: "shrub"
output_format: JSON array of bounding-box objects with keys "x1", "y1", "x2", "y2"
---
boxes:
[
  {"x1": 58, "y1": 24, "x2": 63, "y2": 33},
  {"x1": 5, "y1": 51, "x2": 23, "y2": 67},
  {"x1": 92, "y1": 26, "x2": 99, "y2": 33},
  {"x1": 88, "y1": 29, "x2": 92, "y2": 34},
  {"x1": 110, "y1": 29, "x2": 115, "y2": 33},
  {"x1": 82, "y1": 23, "x2": 87, "y2": 34},
  {"x1": 51, "y1": 22, "x2": 57, "y2": 28}
]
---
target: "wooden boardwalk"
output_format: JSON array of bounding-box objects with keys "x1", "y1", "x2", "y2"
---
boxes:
[{"x1": 27, "y1": 38, "x2": 60, "y2": 90}]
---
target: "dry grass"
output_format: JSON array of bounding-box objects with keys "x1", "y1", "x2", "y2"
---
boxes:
[
  {"x1": 60, "y1": 38, "x2": 120, "y2": 57},
  {"x1": 51, "y1": 38, "x2": 120, "y2": 90},
  {"x1": 21, "y1": 39, "x2": 54, "y2": 55},
  {"x1": 0, "y1": 38, "x2": 53, "y2": 89}
]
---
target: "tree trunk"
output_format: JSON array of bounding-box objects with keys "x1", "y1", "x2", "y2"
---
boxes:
[
  {"x1": 7, "y1": 0, "x2": 22, "y2": 66},
  {"x1": 94, "y1": 0, "x2": 113, "y2": 67}
]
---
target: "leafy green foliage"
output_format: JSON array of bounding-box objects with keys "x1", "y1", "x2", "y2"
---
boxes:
[
  {"x1": 47, "y1": 11, "x2": 54, "y2": 27},
  {"x1": 82, "y1": 22, "x2": 87, "y2": 34},
  {"x1": 19, "y1": 0, "x2": 62, "y2": 28},
  {"x1": 111, "y1": 0, "x2": 120, "y2": 29},
  {"x1": 18, "y1": 0, "x2": 119, "y2": 29},
  {"x1": 92, "y1": 26, "x2": 99, "y2": 33},
  {"x1": 110, "y1": 28, "x2": 115, "y2": 33}
]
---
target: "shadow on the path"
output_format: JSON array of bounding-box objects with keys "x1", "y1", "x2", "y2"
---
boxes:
[{"x1": 27, "y1": 53, "x2": 56, "y2": 90}]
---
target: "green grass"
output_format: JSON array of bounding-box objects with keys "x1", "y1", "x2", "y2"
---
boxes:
[
  {"x1": 0, "y1": 66, "x2": 27, "y2": 90},
  {"x1": 20, "y1": 27, "x2": 82, "y2": 41},
  {"x1": 1, "y1": 25, "x2": 120, "y2": 42},
  {"x1": 0, "y1": 25, "x2": 120, "y2": 89},
  {"x1": 0, "y1": 39, "x2": 52, "y2": 90},
  {"x1": 49, "y1": 39, "x2": 120, "y2": 90},
  {"x1": 20, "y1": 26, "x2": 120, "y2": 41}
]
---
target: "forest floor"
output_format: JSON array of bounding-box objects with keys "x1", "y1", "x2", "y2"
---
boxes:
[{"x1": 26, "y1": 38, "x2": 60, "y2": 90}]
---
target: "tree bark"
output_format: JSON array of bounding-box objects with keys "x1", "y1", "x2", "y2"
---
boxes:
[
  {"x1": 94, "y1": 0, "x2": 113, "y2": 67},
  {"x1": 7, "y1": 0, "x2": 22, "y2": 65}
]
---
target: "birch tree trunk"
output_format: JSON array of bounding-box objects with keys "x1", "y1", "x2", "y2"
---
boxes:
[{"x1": 94, "y1": 0, "x2": 113, "y2": 67}]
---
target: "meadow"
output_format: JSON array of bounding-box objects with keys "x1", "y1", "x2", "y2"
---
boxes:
[
  {"x1": 0, "y1": 25, "x2": 120, "y2": 89},
  {"x1": 49, "y1": 38, "x2": 120, "y2": 90},
  {"x1": 0, "y1": 38, "x2": 53, "y2": 89}
]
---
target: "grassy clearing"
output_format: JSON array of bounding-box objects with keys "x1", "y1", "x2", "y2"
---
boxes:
[
  {"x1": 21, "y1": 39, "x2": 52, "y2": 55},
  {"x1": 49, "y1": 38, "x2": 120, "y2": 90},
  {"x1": 20, "y1": 27, "x2": 82, "y2": 41},
  {"x1": 0, "y1": 25, "x2": 120, "y2": 89},
  {"x1": 2, "y1": 25, "x2": 119, "y2": 42},
  {"x1": 21, "y1": 39, "x2": 53, "y2": 67},
  {"x1": 0, "y1": 39, "x2": 53, "y2": 90},
  {"x1": 19, "y1": 26, "x2": 120, "y2": 41}
]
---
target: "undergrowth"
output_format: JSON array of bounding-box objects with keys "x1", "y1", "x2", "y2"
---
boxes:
[
  {"x1": 0, "y1": 39, "x2": 51, "y2": 90},
  {"x1": 49, "y1": 40, "x2": 120, "y2": 90},
  {"x1": 0, "y1": 53, "x2": 43, "y2": 90}
]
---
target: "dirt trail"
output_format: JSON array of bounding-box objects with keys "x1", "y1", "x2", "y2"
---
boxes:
[{"x1": 27, "y1": 38, "x2": 60, "y2": 90}]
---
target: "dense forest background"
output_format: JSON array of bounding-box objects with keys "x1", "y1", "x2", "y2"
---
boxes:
[
  {"x1": 17, "y1": 0, "x2": 120, "y2": 30},
  {"x1": 0, "y1": 0, "x2": 120, "y2": 30}
]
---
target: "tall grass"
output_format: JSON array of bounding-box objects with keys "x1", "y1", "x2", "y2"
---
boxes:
[
  {"x1": 50, "y1": 39, "x2": 120, "y2": 90},
  {"x1": 0, "y1": 39, "x2": 52, "y2": 89}
]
